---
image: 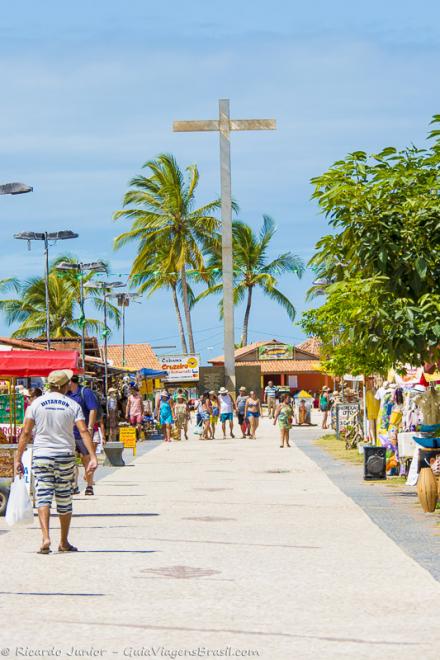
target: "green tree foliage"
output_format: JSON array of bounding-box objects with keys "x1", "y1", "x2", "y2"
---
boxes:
[
  {"x1": 0, "y1": 256, "x2": 120, "y2": 339},
  {"x1": 113, "y1": 154, "x2": 221, "y2": 353},
  {"x1": 302, "y1": 118, "x2": 440, "y2": 374},
  {"x1": 199, "y1": 216, "x2": 304, "y2": 346}
]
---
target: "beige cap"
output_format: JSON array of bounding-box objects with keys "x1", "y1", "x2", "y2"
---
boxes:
[
  {"x1": 47, "y1": 369, "x2": 73, "y2": 387},
  {"x1": 108, "y1": 387, "x2": 118, "y2": 394},
  {"x1": 239, "y1": 386, "x2": 246, "y2": 391}
]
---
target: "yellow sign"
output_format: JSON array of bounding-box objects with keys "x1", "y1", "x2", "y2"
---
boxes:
[{"x1": 119, "y1": 426, "x2": 137, "y2": 455}]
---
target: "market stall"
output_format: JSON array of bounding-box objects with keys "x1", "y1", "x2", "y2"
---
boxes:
[{"x1": 0, "y1": 350, "x2": 82, "y2": 515}]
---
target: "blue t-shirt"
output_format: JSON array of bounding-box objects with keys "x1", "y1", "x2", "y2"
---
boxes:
[{"x1": 68, "y1": 386, "x2": 99, "y2": 439}]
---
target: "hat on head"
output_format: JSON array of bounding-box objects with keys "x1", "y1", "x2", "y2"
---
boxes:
[
  {"x1": 47, "y1": 369, "x2": 73, "y2": 387},
  {"x1": 239, "y1": 386, "x2": 246, "y2": 392},
  {"x1": 209, "y1": 390, "x2": 216, "y2": 395},
  {"x1": 108, "y1": 387, "x2": 117, "y2": 394},
  {"x1": 219, "y1": 387, "x2": 228, "y2": 394}
]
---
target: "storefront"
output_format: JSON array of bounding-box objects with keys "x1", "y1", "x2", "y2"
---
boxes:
[{"x1": 208, "y1": 338, "x2": 333, "y2": 393}]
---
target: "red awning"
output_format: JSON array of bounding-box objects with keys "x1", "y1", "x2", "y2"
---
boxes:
[{"x1": 0, "y1": 350, "x2": 82, "y2": 377}]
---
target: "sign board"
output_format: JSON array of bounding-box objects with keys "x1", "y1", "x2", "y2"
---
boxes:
[
  {"x1": 335, "y1": 403, "x2": 360, "y2": 438},
  {"x1": 119, "y1": 426, "x2": 137, "y2": 455},
  {"x1": 288, "y1": 375, "x2": 298, "y2": 388},
  {"x1": 0, "y1": 423, "x2": 23, "y2": 443},
  {"x1": 0, "y1": 394, "x2": 24, "y2": 424},
  {"x1": 258, "y1": 344, "x2": 293, "y2": 360},
  {"x1": 160, "y1": 354, "x2": 200, "y2": 383}
]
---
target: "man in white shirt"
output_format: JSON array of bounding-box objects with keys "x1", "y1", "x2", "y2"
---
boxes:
[
  {"x1": 15, "y1": 369, "x2": 97, "y2": 555},
  {"x1": 218, "y1": 387, "x2": 237, "y2": 439}
]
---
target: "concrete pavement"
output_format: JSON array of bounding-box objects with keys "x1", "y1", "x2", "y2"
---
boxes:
[{"x1": 1, "y1": 418, "x2": 440, "y2": 659}]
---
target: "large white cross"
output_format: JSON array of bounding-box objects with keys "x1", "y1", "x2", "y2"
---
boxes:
[{"x1": 174, "y1": 99, "x2": 276, "y2": 390}]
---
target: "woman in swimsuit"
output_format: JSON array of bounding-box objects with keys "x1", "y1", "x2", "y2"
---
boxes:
[
  {"x1": 274, "y1": 394, "x2": 294, "y2": 448},
  {"x1": 245, "y1": 390, "x2": 261, "y2": 439},
  {"x1": 159, "y1": 391, "x2": 174, "y2": 442}
]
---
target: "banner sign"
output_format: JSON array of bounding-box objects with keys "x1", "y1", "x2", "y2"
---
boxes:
[
  {"x1": 258, "y1": 344, "x2": 293, "y2": 360},
  {"x1": 335, "y1": 403, "x2": 360, "y2": 438},
  {"x1": 0, "y1": 394, "x2": 24, "y2": 424},
  {"x1": 119, "y1": 426, "x2": 137, "y2": 455},
  {"x1": 160, "y1": 355, "x2": 200, "y2": 382}
]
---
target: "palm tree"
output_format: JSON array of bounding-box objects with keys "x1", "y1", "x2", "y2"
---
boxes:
[
  {"x1": 198, "y1": 216, "x2": 305, "y2": 346},
  {"x1": 0, "y1": 256, "x2": 120, "y2": 338},
  {"x1": 131, "y1": 246, "x2": 194, "y2": 353},
  {"x1": 113, "y1": 153, "x2": 221, "y2": 353}
]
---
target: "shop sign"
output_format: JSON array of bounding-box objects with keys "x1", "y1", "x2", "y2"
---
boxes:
[
  {"x1": 119, "y1": 426, "x2": 137, "y2": 455},
  {"x1": 161, "y1": 354, "x2": 200, "y2": 382},
  {"x1": 0, "y1": 423, "x2": 23, "y2": 442},
  {"x1": 335, "y1": 403, "x2": 360, "y2": 438},
  {"x1": 0, "y1": 394, "x2": 24, "y2": 424},
  {"x1": 258, "y1": 344, "x2": 293, "y2": 360}
]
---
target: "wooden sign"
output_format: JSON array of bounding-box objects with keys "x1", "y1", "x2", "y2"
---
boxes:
[
  {"x1": 335, "y1": 403, "x2": 360, "y2": 438},
  {"x1": 119, "y1": 426, "x2": 137, "y2": 455}
]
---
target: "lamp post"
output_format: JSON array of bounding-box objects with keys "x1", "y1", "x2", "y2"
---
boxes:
[
  {"x1": 85, "y1": 281, "x2": 125, "y2": 399},
  {"x1": 109, "y1": 292, "x2": 141, "y2": 368},
  {"x1": 13, "y1": 230, "x2": 78, "y2": 348},
  {"x1": 0, "y1": 182, "x2": 33, "y2": 195},
  {"x1": 56, "y1": 261, "x2": 108, "y2": 367}
]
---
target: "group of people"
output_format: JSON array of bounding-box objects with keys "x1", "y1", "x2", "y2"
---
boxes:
[{"x1": 154, "y1": 384, "x2": 298, "y2": 447}]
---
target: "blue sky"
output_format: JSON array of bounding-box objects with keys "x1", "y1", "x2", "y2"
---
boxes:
[{"x1": 1, "y1": 1, "x2": 440, "y2": 362}]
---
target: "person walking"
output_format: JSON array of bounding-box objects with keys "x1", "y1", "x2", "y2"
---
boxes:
[
  {"x1": 158, "y1": 391, "x2": 174, "y2": 442},
  {"x1": 236, "y1": 386, "x2": 249, "y2": 438},
  {"x1": 174, "y1": 393, "x2": 189, "y2": 440},
  {"x1": 274, "y1": 393, "x2": 294, "y2": 448},
  {"x1": 245, "y1": 390, "x2": 261, "y2": 439},
  {"x1": 319, "y1": 386, "x2": 331, "y2": 430},
  {"x1": 218, "y1": 387, "x2": 236, "y2": 439},
  {"x1": 264, "y1": 380, "x2": 278, "y2": 418},
  {"x1": 15, "y1": 369, "x2": 97, "y2": 554},
  {"x1": 126, "y1": 385, "x2": 144, "y2": 437},
  {"x1": 68, "y1": 374, "x2": 99, "y2": 496},
  {"x1": 209, "y1": 391, "x2": 220, "y2": 439}
]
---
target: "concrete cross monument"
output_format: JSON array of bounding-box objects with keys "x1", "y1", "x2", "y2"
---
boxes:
[{"x1": 173, "y1": 99, "x2": 276, "y2": 391}]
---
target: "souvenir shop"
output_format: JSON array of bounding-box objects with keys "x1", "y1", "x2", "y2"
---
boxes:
[{"x1": 365, "y1": 368, "x2": 440, "y2": 511}]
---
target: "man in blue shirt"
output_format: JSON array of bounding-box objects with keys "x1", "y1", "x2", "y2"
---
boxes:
[{"x1": 68, "y1": 375, "x2": 99, "y2": 496}]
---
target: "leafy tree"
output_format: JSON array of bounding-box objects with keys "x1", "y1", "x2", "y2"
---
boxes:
[
  {"x1": 114, "y1": 154, "x2": 221, "y2": 353},
  {"x1": 198, "y1": 216, "x2": 304, "y2": 346},
  {"x1": 302, "y1": 117, "x2": 440, "y2": 374},
  {"x1": 0, "y1": 256, "x2": 120, "y2": 339}
]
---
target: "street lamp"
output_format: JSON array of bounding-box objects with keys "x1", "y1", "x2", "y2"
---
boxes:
[
  {"x1": 13, "y1": 230, "x2": 79, "y2": 349},
  {"x1": 85, "y1": 280, "x2": 126, "y2": 400},
  {"x1": 109, "y1": 292, "x2": 141, "y2": 368},
  {"x1": 0, "y1": 182, "x2": 33, "y2": 195},
  {"x1": 56, "y1": 260, "x2": 108, "y2": 367}
]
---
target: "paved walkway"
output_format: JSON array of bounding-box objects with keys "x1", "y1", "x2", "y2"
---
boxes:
[{"x1": 1, "y1": 419, "x2": 440, "y2": 659}]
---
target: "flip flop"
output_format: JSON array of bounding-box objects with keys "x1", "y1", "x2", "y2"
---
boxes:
[
  {"x1": 58, "y1": 543, "x2": 78, "y2": 553},
  {"x1": 37, "y1": 545, "x2": 51, "y2": 555}
]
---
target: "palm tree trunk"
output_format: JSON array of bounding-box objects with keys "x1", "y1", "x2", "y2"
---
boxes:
[
  {"x1": 180, "y1": 267, "x2": 195, "y2": 353},
  {"x1": 171, "y1": 284, "x2": 188, "y2": 353},
  {"x1": 240, "y1": 286, "x2": 253, "y2": 347}
]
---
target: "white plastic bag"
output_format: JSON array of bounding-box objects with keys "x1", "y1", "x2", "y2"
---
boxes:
[
  {"x1": 5, "y1": 476, "x2": 34, "y2": 527},
  {"x1": 193, "y1": 423, "x2": 204, "y2": 436}
]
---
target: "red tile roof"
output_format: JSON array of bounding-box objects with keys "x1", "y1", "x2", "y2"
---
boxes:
[
  {"x1": 0, "y1": 337, "x2": 46, "y2": 351},
  {"x1": 209, "y1": 339, "x2": 281, "y2": 364},
  {"x1": 296, "y1": 337, "x2": 321, "y2": 357},
  {"x1": 105, "y1": 343, "x2": 160, "y2": 371},
  {"x1": 235, "y1": 359, "x2": 322, "y2": 374}
]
